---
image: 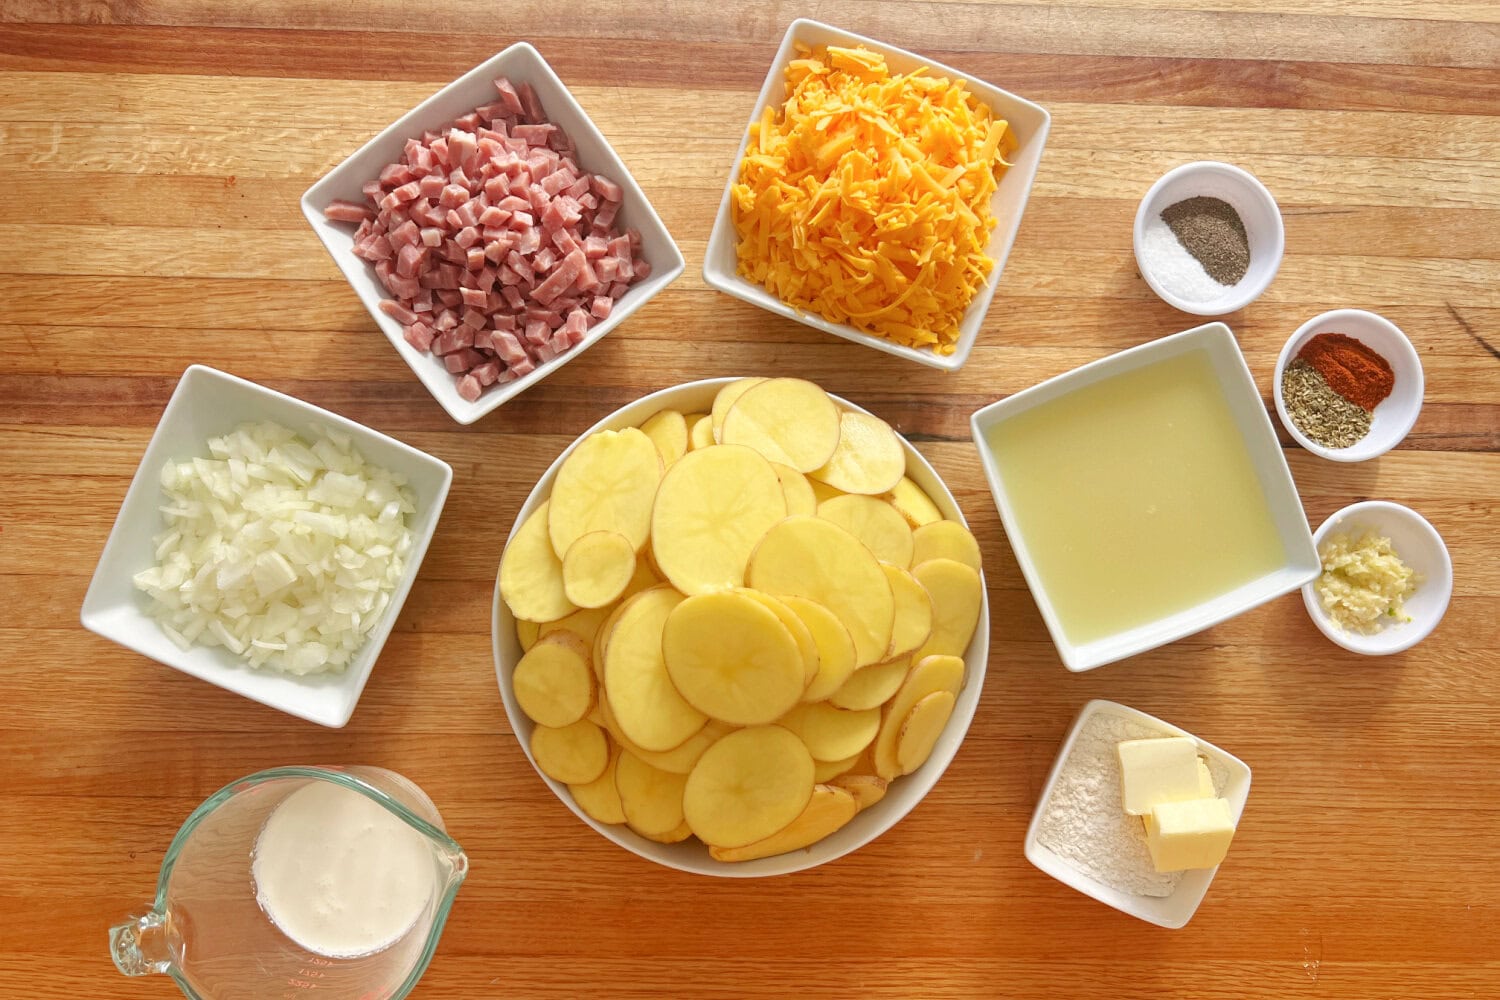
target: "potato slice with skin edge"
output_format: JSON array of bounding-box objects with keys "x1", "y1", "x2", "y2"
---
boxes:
[
  {"x1": 813, "y1": 753, "x2": 861, "y2": 782},
  {"x1": 530, "y1": 719, "x2": 609, "y2": 785},
  {"x1": 640, "y1": 408, "x2": 689, "y2": 468},
  {"x1": 548, "y1": 428, "x2": 662, "y2": 556},
  {"x1": 512, "y1": 631, "x2": 595, "y2": 728},
  {"x1": 882, "y1": 563, "x2": 934, "y2": 660},
  {"x1": 736, "y1": 589, "x2": 819, "y2": 689},
  {"x1": 684, "y1": 725, "x2": 814, "y2": 849},
  {"x1": 810, "y1": 410, "x2": 905, "y2": 495},
  {"x1": 720, "y1": 378, "x2": 842, "y2": 473},
  {"x1": 817, "y1": 493, "x2": 915, "y2": 568},
  {"x1": 911, "y1": 520, "x2": 983, "y2": 573},
  {"x1": 662, "y1": 591, "x2": 805, "y2": 725},
  {"x1": 777, "y1": 702, "x2": 881, "y2": 762},
  {"x1": 708, "y1": 784, "x2": 858, "y2": 863},
  {"x1": 635, "y1": 818, "x2": 693, "y2": 844},
  {"x1": 689, "y1": 413, "x2": 715, "y2": 450},
  {"x1": 884, "y1": 476, "x2": 944, "y2": 528},
  {"x1": 780, "y1": 596, "x2": 858, "y2": 703},
  {"x1": 911, "y1": 558, "x2": 984, "y2": 660},
  {"x1": 500, "y1": 500, "x2": 578, "y2": 623},
  {"x1": 562, "y1": 530, "x2": 638, "y2": 609},
  {"x1": 830, "y1": 773, "x2": 888, "y2": 812},
  {"x1": 747, "y1": 515, "x2": 894, "y2": 668},
  {"x1": 615, "y1": 751, "x2": 689, "y2": 836},
  {"x1": 772, "y1": 462, "x2": 818, "y2": 517},
  {"x1": 710, "y1": 376, "x2": 768, "y2": 443},
  {"x1": 873, "y1": 653, "x2": 965, "y2": 780},
  {"x1": 652, "y1": 445, "x2": 787, "y2": 596},
  {"x1": 539, "y1": 606, "x2": 611, "y2": 654},
  {"x1": 569, "y1": 748, "x2": 626, "y2": 825},
  {"x1": 896, "y1": 689, "x2": 957, "y2": 775},
  {"x1": 597, "y1": 696, "x2": 734, "y2": 775},
  {"x1": 828, "y1": 656, "x2": 911, "y2": 711},
  {"x1": 603, "y1": 587, "x2": 707, "y2": 752}
]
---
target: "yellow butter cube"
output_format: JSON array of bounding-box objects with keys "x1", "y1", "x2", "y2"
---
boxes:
[
  {"x1": 1117, "y1": 737, "x2": 1202, "y2": 815},
  {"x1": 1144, "y1": 797, "x2": 1236, "y2": 872},
  {"x1": 1196, "y1": 757, "x2": 1215, "y2": 798}
]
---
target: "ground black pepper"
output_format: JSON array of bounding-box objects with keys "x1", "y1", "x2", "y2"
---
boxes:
[{"x1": 1161, "y1": 196, "x2": 1250, "y2": 285}]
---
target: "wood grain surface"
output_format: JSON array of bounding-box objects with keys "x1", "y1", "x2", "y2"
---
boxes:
[{"x1": 2, "y1": 2, "x2": 1497, "y2": 998}]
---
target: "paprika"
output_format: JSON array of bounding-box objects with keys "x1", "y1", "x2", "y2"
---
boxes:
[{"x1": 1297, "y1": 333, "x2": 1394, "y2": 411}]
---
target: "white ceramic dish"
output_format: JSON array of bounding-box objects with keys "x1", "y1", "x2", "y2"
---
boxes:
[
  {"x1": 1025, "y1": 699, "x2": 1251, "y2": 929},
  {"x1": 1273, "y1": 309, "x2": 1424, "y2": 462},
  {"x1": 1302, "y1": 501, "x2": 1452, "y2": 655},
  {"x1": 492, "y1": 378, "x2": 990, "y2": 876},
  {"x1": 302, "y1": 42, "x2": 685, "y2": 425},
  {"x1": 1133, "y1": 161, "x2": 1284, "y2": 316},
  {"x1": 80, "y1": 366, "x2": 452, "y2": 728},
  {"x1": 970, "y1": 322, "x2": 1319, "y2": 672},
  {"x1": 702, "y1": 18, "x2": 1051, "y2": 371}
]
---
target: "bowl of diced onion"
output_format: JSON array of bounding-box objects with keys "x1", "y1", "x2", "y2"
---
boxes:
[{"x1": 81, "y1": 365, "x2": 452, "y2": 727}]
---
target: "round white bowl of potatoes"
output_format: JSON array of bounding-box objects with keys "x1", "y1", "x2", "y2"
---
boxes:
[{"x1": 492, "y1": 377, "x2": 989, "y2": 876}]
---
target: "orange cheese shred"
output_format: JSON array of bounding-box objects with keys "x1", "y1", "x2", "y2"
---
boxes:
[{"x1": 731, "y1": 45, "x2": 1013, "y2": 354}]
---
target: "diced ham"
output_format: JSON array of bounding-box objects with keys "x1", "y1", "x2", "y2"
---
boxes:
[
  {"x1": 403, "y1": 322, "x2": 435, "y2": 351},
  {"x1": 457, "y1": 373, "x2": 482, "y2": 402},
  {"x1": 494, "y1": 77, "x2": 525, "y2": 116},
  {"x1": 460, "y1": 286, "x2": 488, "y2": 307},
  {"x1": 591, "y1": 174, "x2": 623, "y2": 202},
  {"x1": 509, "y1": 356, "x2": 536, "y2": 378},
  {"x1": 444, "y1": 348, "x2": 485, "y2": 373},
  {"x1": 379, "y1": 298, "x2": 419, "y2": 325},
  {"x1": 323, "y1": 199, "x2": 373, "y2": 223},
  {"x1": 593, "y1": 200, "x2": 621, "y2": 230},
  {"x1": 493, "y1": 330, "x2": 527, "y2": 364},
  {"x1": 590, "y1": 295, "x2": 613, "y2": 320},
  {"x1": 432, "y1": 326, "x2": 474, "y2": 355}
]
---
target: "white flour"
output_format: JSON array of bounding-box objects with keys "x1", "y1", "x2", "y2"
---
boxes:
[{"x1": 1036, "y1": 709, "x2": 1228, "y2": 897}]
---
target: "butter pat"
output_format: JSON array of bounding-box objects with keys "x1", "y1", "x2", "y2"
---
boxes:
[
  {"x1": 1196, "y1": 757, "x2": 1215, "y2": 798},
  {"x1": 1144, "y1": 797, "x2": 1236, "y2": 872},
  {"x1": 1117, "y1": 737, "x2": 1202, "y2": 815}
]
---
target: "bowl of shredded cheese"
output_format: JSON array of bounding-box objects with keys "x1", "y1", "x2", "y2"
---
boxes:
[
  {"x1": 703, "y1": 19, "x2": 1051, "y2": 370},
  {"x1": 1302, "y1": 500, "x2": 1452, "y2": 656}
]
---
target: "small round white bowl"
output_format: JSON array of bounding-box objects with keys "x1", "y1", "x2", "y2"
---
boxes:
[
  {"x1": 1133, "y1": 161, "x2": 1284, "y2": 316},
  {"x1": 492, "y1": 378, "x2": 990, "y2": 877},
  {"x1": 1302, "y1": 501, "x2": 1452, "y2": 655},
  {"x1": 1273, "y1": 309, "x2": 1423, "y2": 462}
]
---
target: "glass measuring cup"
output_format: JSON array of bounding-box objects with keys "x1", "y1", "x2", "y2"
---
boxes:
[{"x1": 110, "y1": 765, "x2": 467, "y2": 1000}]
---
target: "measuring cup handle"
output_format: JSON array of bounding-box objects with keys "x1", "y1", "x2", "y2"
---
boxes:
[{"x1": 109, "y1": 910, "x2": 176, "y2": 978}]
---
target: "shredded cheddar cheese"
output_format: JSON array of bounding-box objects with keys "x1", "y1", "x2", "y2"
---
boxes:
[{"x1": 730, "y1": 45, "x2": 1016, "y2": 354}]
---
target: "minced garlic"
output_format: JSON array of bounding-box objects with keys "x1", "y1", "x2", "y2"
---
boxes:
[{"x1": 1315, "y1": 531, "x2": 1419, "y2": 633}]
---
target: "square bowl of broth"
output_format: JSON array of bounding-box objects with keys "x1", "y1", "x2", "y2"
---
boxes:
[{"x1": 969, "y1": 322, "x2": 1319, "y2": 672}]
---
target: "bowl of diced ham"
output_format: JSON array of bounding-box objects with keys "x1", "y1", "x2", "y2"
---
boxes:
[{"x1": 303, "y1": 42, "x2": 685, "y2": 424}]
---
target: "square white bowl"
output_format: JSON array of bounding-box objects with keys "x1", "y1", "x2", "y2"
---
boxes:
[
  {"x1": 301, "y1": 42, "x2": 686, "y2": 425},
  {"x1": 1024, "y1": 699, "x2": 1252, "y2": 929},
  {"x1": 969, "y1": 322, "x2": 1320, "y2": 672},
  {"x1": 80, "y1": 365, "x2": 453, "y2": 728},
  {"x1": 702, "y1": 18, "x2": 1051, "y2": 371}
]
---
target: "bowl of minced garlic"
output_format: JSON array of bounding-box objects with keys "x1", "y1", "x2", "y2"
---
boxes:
[
  {"x1": 1274, "y1": 309, "x2": 1424, "y2": 462},
  {"x1": 1302, "y1": 501, "x2": 1452, "y2": 655}
]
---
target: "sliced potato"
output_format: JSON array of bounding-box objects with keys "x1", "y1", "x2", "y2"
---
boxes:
[
  {"x1": 651, "y1": 444, "x2": 787, "y2": 596},
  {"x1": 517, "y1": 618, "x2": 540, "y2": 652},
  {"x1": 747, "y1": 515, "x2": 894, "y2": 667},
  {"x1": 736, "y1": 589, "x2": 819, "y2": 689},
  {"x1": 708, "y1": 784, "x2": 858, "y2": 862},
  {"x1": 710, "y1": 376, "x2": 768, "y2": 443},
  {"x1": 873, "y1": 653, "x2": 965, "y2": 780},
  {"x1": 538, "y1": 606, "x2": 612, "y2": 653},
  {"x1": 810, "y1": 410, "x2": 905, "y2": 495},
  {"x1": 720, "y1": 377, "x2": 842, "y2": 473},
  {"x1": 602, "y1": 587, "x2": 707, "y2": 752},
  {"x1": 562, "y1": 530, "x2": 637, "y2": 609},
  {"x1": 635, "y1": 819, "x2": 693, "y2": 844},
  {"x1": 499, "y1": 500, "x2": 578, "y2": 623},
  {"x1": 530, "y1": 719, "x2": 609, "y2": 784},
  {"x1": 548, "y1": 428, "x2": 662, "y2": 556},
  {"x1": 512, "y1": 631, "x2": 595, "y2": 728},
  {"x1": 809, "y1": 477, "x2": 844, "y2": 506},
  {"x1": 881, "y1": 563, "x2": 934, "y2": 660},
  {"x1": 813, "y1": 753, "x2": 861, "y2": 782},
  {"x1": 772, "y1": 462, "x2": 818, "y2": 517},
  {"x1": 884, "y1": 476, "x2": 943, "y2": 528},
  {"x1": 569, "y1": 748, "x2": 626, "y2": 825},
  {"x1": 777, "y1": 702, "x2": 880, "y2": 762},
  {"x1": 683, "y1": 725, "x2": 814, "y2": 849},
  {"x1": 780, "y1": 596, "x2": 858, "y2": 703},
  {"x1": 911, "y1": 520, "x2": 982, "y2": 573},
  {"x1": 640, "y1": 408, "x2": 689, "y2": 468},
  {"x1": 662, "y1": 591, "x2": 805, "y2": 725},
  {"x1": 615, "y1": 751, "x2": 689, "y2": 836},
  {"x1": 828, "y1": 656, "x2": 910, "y2": 711},
  {"x1": 830, "y1": 773, "x2": 888, "y2": 812},
  {"x1": 911, "y1": 558, "x2": 984, "y2": 660},
  {"x1": 896, "y1": 690, "x2": 957, "y2": 775},
  {"x1": 688, "y1": 413, "x2": 715, "y2": 450},
  {"x1": 626, "y1": 720, "x2": 734, "y2": 776},
  {"x1": 817, "y1": 493, "x2": 914, "y2": 567}
]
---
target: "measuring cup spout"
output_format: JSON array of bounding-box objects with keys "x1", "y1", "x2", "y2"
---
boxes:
[{"x1": 109, "y1": 910, "x2": 178, "y2": 978}]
